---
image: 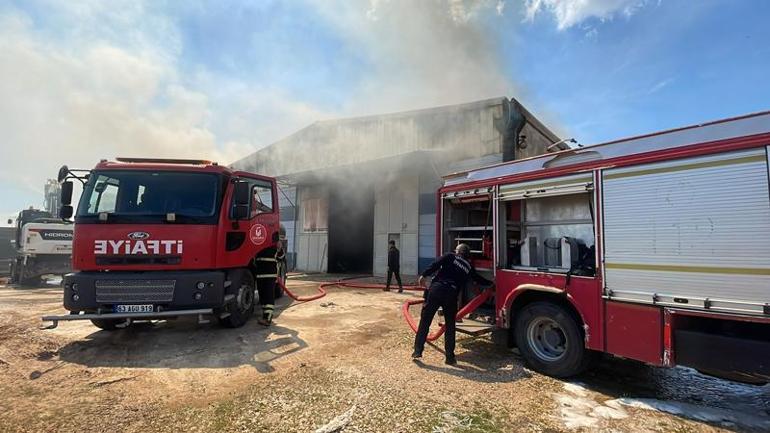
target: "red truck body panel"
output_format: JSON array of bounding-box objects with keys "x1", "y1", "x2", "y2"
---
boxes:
[
  {"x1": 437, "y1": 111, "x2": 770, "y2": 380},
  {"x1": 72, "y1": 163, "x2": 280, "y2": 273}
]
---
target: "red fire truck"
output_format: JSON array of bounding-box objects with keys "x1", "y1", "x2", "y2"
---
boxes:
[
  {"x1": 441, "y1": 111, "x2": 770, "y2": 383},
  {"x1": 43, "y1": 158, "x2": 280, "y2": 330}
]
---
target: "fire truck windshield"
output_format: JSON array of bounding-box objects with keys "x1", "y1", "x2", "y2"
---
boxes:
[{"x1": 75, "y1": 170, "x2": 225, "y2": 224}]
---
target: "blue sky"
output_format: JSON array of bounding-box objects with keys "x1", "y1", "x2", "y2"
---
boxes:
[
  {"x1": 1, "y1": 0, "x2": 769, "y2": 223},
  {"x1": 508, "y1": 0, "x2": 770, "y2": 143}
]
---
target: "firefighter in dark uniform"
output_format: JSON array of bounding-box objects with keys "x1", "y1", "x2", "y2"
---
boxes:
[
  {"x1": 412, "y1": 243, "x2": 493, "y2": 365},
  {"x1": 275, "y1": 239, "x2": 287, "y2": 283},
  {"x1": 254, "y1": 254, "x2": 278, "y2": 326},
  {"x1": 384, "y1": 240, "x2": 403, "y2": 293}
]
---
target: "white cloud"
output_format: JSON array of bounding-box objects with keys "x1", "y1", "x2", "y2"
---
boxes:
[
  {"x1": 0, "y1": 0, "x2": 539, "y2": 211},
  {"x1": 0, "y1": 5, "x2": 328, "y2": 207},
  {"x1": 496, "y1": 1, "x2": 506, "y2": 15},
  {"x1": 647, "y1": 77, "x2": 673, "y2": 94},
  {"x1": 524, "y1": 0, "x2": 649, "y2": 30},
  {"x1": 0, "y1": 11, "x2": 248, "y2": 198}
]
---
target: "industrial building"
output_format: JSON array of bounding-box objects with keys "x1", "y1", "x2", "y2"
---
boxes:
[
  {"x1": 44, "y1": 179, "x2": 61, "y2": 216},
  {"x1": 231, "y1": 97, "x2": 563, "y2": 276}
]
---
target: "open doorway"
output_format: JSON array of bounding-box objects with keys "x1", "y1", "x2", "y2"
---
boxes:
[{"x1": 327, "y1": 184, "x2": 375, "y2": 273}]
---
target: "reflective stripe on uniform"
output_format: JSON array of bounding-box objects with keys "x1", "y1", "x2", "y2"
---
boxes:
[
  {"x1": 262, "y1": 304, "x2": 274, "y2": 311},
  {"x1": 255, "y1": 273, "x2": 278, "y2": 278},
  {"x1": 255, "y1": 257, "x2": 277, "y2": 262}
]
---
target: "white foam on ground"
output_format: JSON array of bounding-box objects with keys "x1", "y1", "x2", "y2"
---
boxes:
[
  {"x1": 608, "y1": 398, "x2": 770, "y2": 430},
  {"x1": 554, "y1": 383, "x2": 629, "y2": 429},
  {"x1": 562, "y1": 382, "x2": 589, "y2": 397},
  {"x1": 555, "y1": 382, "x2": 770, "y2": 430}
]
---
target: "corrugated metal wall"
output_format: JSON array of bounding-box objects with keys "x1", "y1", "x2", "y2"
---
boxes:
[
  {"x1": 276, "y1": 184, "x2": 297, "y2": 270},
  {"x1": 374, "y1": 175, "x2": 419, "y2": 276},
  {"x1": 603, "y1": 148, "x2": 770, "y2": 313},
  {"x1": 295, "y1": 186, "x2": 328, "y2": 273},
  {"x1": 418, "y1": 171, "x2": 441, "y2": 273}
]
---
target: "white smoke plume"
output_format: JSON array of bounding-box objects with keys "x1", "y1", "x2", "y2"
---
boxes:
[{"x1": 0, "y1": 0, "x2": 650, "y2": 221}]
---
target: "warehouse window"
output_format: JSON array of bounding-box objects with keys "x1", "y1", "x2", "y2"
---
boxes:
[{"x1": 302, "y1": 189, "x2": 328, "y2": 232}]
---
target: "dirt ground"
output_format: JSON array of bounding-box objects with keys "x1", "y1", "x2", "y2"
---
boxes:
[{"x1": 0, "y1": 275, "x2": 768, "y2": 433}]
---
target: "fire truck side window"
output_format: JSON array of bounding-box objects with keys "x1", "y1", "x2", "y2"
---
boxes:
[
  {"x1": 250, "y1": 182, "x2": 274, "y2": 217},
  {"x1": 88, "y1": 175, "x2": 119, "y2": 214}
]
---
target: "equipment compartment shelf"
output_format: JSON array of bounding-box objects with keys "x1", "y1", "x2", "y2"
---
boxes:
[{"x1": 447, "y1": 226, "x2": 492, "y2": 231}]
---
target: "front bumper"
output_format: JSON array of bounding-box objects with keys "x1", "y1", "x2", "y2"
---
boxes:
[
  {"x1": 42, "y1": 308, "x2": 213, "y2": 329},
  {"x1": 61, "y1": 270, "x2": 227, "y2": 312}
]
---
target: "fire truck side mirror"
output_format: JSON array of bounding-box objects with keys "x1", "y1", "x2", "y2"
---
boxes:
[
  {"x1": 61, "y1": 181, "x2": 74, "y2": 206},
  {"x1": 57, "y1": 165, "x2": 70, "y2": 182},
  {"x1": 6, "y1": 219, "x2": 11, "y2": 225},
  {"x1": 59, "y1": 206, "x2": 73, "y2": 220},
  {"x1": 232, "y1": 180, "x2": 250, "y2": 220}
]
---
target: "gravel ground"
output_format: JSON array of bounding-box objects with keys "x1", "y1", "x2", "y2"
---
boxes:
[{"x1": 0, "y1": 275, "x2": 768, "y2": 433}]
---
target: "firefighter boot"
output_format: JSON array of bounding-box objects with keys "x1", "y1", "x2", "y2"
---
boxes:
[{"x1": 258, "y1": 304, "x2": 274, "y2": 326}]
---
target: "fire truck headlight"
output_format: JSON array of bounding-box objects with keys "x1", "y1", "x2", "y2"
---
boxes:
[
  {"x1": 193, "y1": 292, "x2": 203, "y2": 301},
  {"x1": 72, "y1": 294, "x2": 80, "y2": 302},
  {"x1": 196, "y1": 282, "x2": 206, "y2": 290}
]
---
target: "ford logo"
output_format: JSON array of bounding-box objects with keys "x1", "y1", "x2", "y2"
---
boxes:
[{"x1": 127, "y1": 231, "x2": 150, "y2": 240}]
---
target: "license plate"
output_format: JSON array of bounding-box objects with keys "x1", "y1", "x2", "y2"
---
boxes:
[{"x1": 114, "y1": 304, "x2": 154, "y2": 313}]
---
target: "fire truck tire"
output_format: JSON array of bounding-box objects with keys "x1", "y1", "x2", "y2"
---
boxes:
[
  {"x1": 219, "y1": 272, "x2": 256, "y2": 328},
  {"x1": 514, "y1": 302, "x2": 590, "y2": 378},
  {"x1": 90, "y1": 319, "x2": 121, "y2": 331}
]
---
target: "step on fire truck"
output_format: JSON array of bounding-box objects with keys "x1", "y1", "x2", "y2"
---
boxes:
[
  {"x1": 442, "y1": 111, "x2": 770, "y2": 384},
  {"x1": 8, "y1": 208, "x2": 73, "y2": 286},
  {"x1": 43, "y1": 158, "x2": 280, "y2": 330}
]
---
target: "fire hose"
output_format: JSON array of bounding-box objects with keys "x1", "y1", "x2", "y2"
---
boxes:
[
  {"x1": 402, "y1": 287, "x2": 494, "y2": 342},
  {"x1": 275, "y1": 277, "x2": 493, "y2": 342},
  {"x1": 275, "y1": 277, "x2": 423, "y2": 302}
]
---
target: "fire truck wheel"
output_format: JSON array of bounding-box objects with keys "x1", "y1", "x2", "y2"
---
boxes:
[
  {"x1": 514, "y1": 302, "x2": 589, "y2": 378},
  {"x1": 219, "y1": 272, "x2": 256, "y2": 328},
  {"x1": 90, "y1": 319, "x2": 122, "y2": 331}
]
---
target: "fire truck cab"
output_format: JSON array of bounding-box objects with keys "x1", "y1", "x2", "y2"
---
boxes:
[
  {"x1": 45, "y1": 158, "x2": 280, "y2": 330},
  {"x1": 442, "y1": 112, "x2": 770, "y2": 383}
]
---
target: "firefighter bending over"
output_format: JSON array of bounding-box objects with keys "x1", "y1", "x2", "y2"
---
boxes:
[
  {"x1": 412, "y1": 243, "x2": 494, "y2": 365},
  {"x1": 254, "y1": 256, "x2": 278, "y2": 326}
]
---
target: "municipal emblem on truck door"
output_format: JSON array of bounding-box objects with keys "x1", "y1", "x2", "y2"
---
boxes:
[{"x1": 249, "y1": 224, "x2": 267, "y2": 246}]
